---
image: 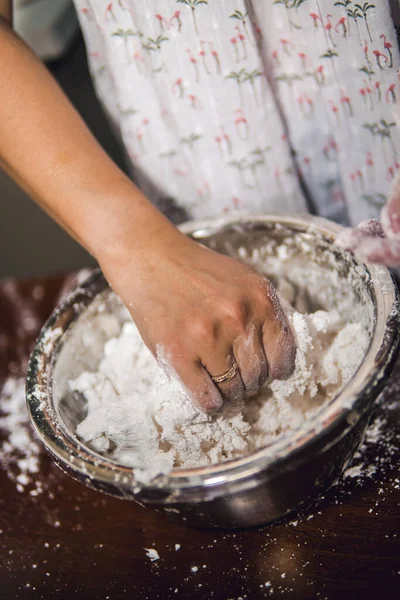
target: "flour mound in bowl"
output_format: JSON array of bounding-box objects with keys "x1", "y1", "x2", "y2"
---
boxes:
[{"x1": 70, "y1": 297, "x2": 369, "y2": 485}]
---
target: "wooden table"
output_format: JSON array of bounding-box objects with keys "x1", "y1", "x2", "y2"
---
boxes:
[{"x1": 1, "y1": 274, "x2": 399, "y2": 600}]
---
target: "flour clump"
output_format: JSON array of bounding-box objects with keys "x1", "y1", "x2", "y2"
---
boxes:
[{"x1": 70, "y1": 293, "x2": 369, "y2": 484}]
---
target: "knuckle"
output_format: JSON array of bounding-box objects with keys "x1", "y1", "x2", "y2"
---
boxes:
[
  {"x1": 185, "y1": 314, "x2": 215, "y2": 343},
  {"x1": 269, "y1": 333, "x2": 297, "y2": 380},
  {"x1": 218, "y1": 298, "x2": 247, "y2": 327}
]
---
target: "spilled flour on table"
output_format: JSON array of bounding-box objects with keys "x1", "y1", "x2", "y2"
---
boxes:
[
  {"x1": 0, "y1": 378, "x2": 43, "y2": 495},
  {"x1": 70, "y1": 298, "x2": 368, "y2": 484}
]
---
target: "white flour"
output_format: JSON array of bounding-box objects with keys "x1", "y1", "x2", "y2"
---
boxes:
[
  {"x1": 70, "y1": 296, "x2": 369, "y2": 484},
  {"x1": 0, "y1": 378, "x2": 43, "y2": 495}
]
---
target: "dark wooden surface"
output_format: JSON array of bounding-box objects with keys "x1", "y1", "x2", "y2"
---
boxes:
[{"x1": 0, "y1": 274, "x2": 399, "y2": 600}]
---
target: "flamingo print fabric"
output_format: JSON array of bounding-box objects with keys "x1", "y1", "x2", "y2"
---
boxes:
[{"x1": 74, "y1": 1, "x2": 400, "y2": 226}]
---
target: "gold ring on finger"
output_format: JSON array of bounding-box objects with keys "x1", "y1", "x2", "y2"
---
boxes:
[{"x1": 210, "y1": 362, "x2": 239, "y2": 384}]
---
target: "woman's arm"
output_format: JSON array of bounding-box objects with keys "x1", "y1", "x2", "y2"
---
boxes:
[{"x1": 0, "y1": 4, "x2": 295, "y2": 411}]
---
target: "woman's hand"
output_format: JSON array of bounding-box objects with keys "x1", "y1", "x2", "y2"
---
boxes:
[
  {"x1": 101, "y1": 226, "x2": 296, "y2": 413},
  {"x1": 337, "y1": 172, "x2": 400, "y2": 266}
]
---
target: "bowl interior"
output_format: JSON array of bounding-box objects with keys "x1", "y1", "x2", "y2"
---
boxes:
[{"x1": 52, "y1": 221, "x2": 375, "y2": 449}]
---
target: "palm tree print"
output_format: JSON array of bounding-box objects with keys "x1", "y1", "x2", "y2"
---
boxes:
[
  {"x1": 361, "y1": 192, "x2": 387, "y2": 208},
  {"x1": 347, "y1": 6, "x2": 363, "y2": 44},
  {"x1": 320, "y1": 49, "x2": 339, "y2": 60},
  {"x1": 180, "y1": 133, "x2": 203, "y2": 151},
  {"x1": 112, "y1": 29, "x2": 139, "y2": 62},
  {"x1": 334, "y1": 1, "x2": 352, "y2": 34},
  {"x1": 176, "y1": 0, "x2": 208, "y2": 37},
  {"x1": 359, "y1": 64, "x2": 374, "y2": 81},
  {"x1": 363, "y1": 120, "x2": 397, "y2": 156},
  {"x1": 142, "y1": 36, "x2": 169, "y2": 72},
  {"x1": 250, "y1": 146, "x2": 272, "y2": 172},
  {"x1": 225, "y1": 69, "x2": 262, "y2": 105},
  {"x1": 228, "y1": 158, "x2": 254, "y2": 188},
  {"x1": 354, "y1": 3, "x2": 375, "y2": 42},
  {"x1": 243, "y1": 69, "x2": 263, "y2": 104},
  {"x1": 272, "y1": 0, "x2": 301, "y2": 31},
  {"x1": 230, "y1": 10, "x2": 255, "y2": 47},
  {"x1": 225, "y1": 68, "x2": 247, "y2": 105}
]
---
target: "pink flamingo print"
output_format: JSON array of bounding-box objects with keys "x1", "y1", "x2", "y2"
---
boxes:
[
  {"x1": 380, "y1": 34, "x2": 393, "y2": 68},
  {"x1": 323, "y1": 138, "x2": 338, "y2": 160},
  {"x1": 335, "y1": 16, "x2": 347, "y2": 38},
  {"x1": 155, "y1": 14, "x2": 168, "y2": 33},
  {"x1": 215, "y1": 128, "x2": 232, "y2": 157},
  {"x1": 136, "y1": 130, "x2": 145, "y2": 153},
  {"x1": 315, "y1": 65, "x2": 325, "y2": 86},
  {"x1": 350, "y1": 169, "x2": 364, "y2": 190},
  {"x1": 186, "y1": 49, "x2": 200, "y2": 81},
  {"x1": 297, "y1": 96, "x2": 307, "y2": 117},
  {"x1": 374, "y1": 80, "x2": 382, "y2": 102},
  {"x1": 340, "y1": 90, "x2": 353, "y2": 116},
  {"x1": 372, "y1": 49, "x2": 388, "y2": 71},
  {"x1": 215, "y1": 135, "x2": 223, "y2": 158},
  {"x1": 363, "y1": 41, "x2": 373, "y2": 72},
  {"x1": 199, "y1": 41, "x2": 210, "y2": 74},
  {"x1": 221, "y1": 128, "x2": 232, "y2": 155},
  {"x1": 386, "y1": 83, "x2": 397, "y2": 104},
  {"x1": 230, "y1": 37, "x2": 240, "y2": 63},
  {"x1": 133, "y1": 50, "x2": 144, "y2": 74},
  {"x1": 310, "y1": 13, "x2": 321, "y2": 30},
  {"x1": 172, "y1": 78, "x2": 184, "y2": 97},
  {"x1": 81, "y1": 8, "x2": 92, "y2": 21},
  {"x1": 209, "y1": 43, "x2": 221, "y2": 75},
  {"x1": 274, "y1": 167, "x2": 283, "y2": 191},
  {"x1": 280, "y1": 38, "x2": 294, "y2": 56},
  {"x1": 359, "y1": 87, "x2": 367, "y2": 104},
  {"x1": 298, "y1": 52, "x2": 309, "y2": 71},
  {"x1": 329, "y1": 100, "x2": 340, "y2": 124},
  {"x1": 173, "y1": 166, "x2": 187, "y2": 177},
  {"x1": 363, "y1": 79, "x2": 374, "y2": 109},
  {"x1": 271, "y1": 49, "x2": 281, "y2": 67},
  {"x1": 105, "y1": 3, "x2": 116, "y2": 23},
  {"x1": 297, "y1": 95, "x2": 314, "y2": 118},
  {"x1": 387, "y1": 165, "x2": 395, "y2": 181},
  {"x1": 170, "y1": 10, "x2": 182, "y2": 32},
  {"x1": 235, "y1": 26, "x2": 247, "y2": 60},
  {"x1": 188, "y1": 94, "x2": 201, "y2": 109},
  {"x1": 325, "y1": 15, "x2": 336, "y2": 48},
  {"x1": 365, "y1": 151, "x2": 375, "y2": 181},
  {"x1": 234, "y1": 109, "x2": 249, "y2": 139}
]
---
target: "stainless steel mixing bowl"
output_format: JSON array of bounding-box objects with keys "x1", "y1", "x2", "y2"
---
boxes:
[{"x1": 26, "y1": 215, "x2": 399, "y2": 529}]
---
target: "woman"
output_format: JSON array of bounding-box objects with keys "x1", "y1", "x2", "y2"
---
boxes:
[{"x1": 0, "y1": 0, "x2": 399, "y2": 411}]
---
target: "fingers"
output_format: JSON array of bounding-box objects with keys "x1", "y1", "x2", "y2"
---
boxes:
[
  {"x1": 336, "y1": 225, "x2": 400, "y2": 266},
  {"x1": 172, "y1": 355, "x2": 223, "y2": 413},
  {"x1": 258, "y1": 280, "x2": 296, "y2": 380},
  {"x1": 384, "y1": 170, "x2": 400, "y2": 235},
  {"x1": 233, "y1": 324, "x2": 268, "y2": 394},
  {"x1": 201, "y1": 348, "x2": 245, "y2": 405}
]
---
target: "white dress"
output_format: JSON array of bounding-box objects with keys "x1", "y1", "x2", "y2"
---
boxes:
[{"x1": 73, "y1": 0, "x2": 400, "y2": 225}]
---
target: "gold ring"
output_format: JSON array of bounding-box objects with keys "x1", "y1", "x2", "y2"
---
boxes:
[{"x1": 210, "y1": 362, "x2": 239, "y2": 384}]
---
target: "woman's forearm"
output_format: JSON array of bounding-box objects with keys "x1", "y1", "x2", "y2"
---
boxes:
[{"x1": 0, "y1": 18, "x2": 175, "y2": 265}]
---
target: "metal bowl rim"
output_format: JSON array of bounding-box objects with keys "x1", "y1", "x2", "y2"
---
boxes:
[{"x1": 26, "y1": 213, "x2": 399, "y2": 492}]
